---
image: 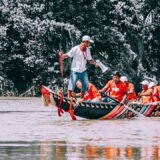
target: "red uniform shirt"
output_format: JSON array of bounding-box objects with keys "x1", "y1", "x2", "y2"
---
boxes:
[
  {"x1": 126, "y1": 82, "x2": 137, "y2": 101},
  {"x1": 153, "y1": 86, "x2": 160, "y2": 101},
  {"x1": 104, "y1": 80, "x2": 127, "y2": 102},
  {"x1": 84, "y1": 83, "x2": 102, "y2": 101},
  {"x1": 140, "y1": 88, "x2": 153, "y2": 104}
]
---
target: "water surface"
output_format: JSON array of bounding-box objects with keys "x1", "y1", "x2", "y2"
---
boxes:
[{"x1": 0, "y1": 98, "x2": 160, "y2": 159}]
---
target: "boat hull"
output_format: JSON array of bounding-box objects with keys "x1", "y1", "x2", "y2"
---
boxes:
[{"x1": 42, "y1": 86, "x2": 160, "y2": 120}]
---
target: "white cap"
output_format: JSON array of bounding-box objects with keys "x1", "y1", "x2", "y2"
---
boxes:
[
  {"x1": 82, "y1": 35, "x2": 94, "y2": 43},
  {"x1": 120, "y1": 76, "x2": 128, "y2": 82},
  {"x1": 140, "y1": 80, "x2": 149, "y2": 85},
  {"x1": 148, "y1": 82, "x2": 156, "y2": 88}
]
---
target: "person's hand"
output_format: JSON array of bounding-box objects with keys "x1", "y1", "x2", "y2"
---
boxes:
[
  {"x1": 137, "y1": 93, "x2": 141, "y2": 98},
  {"x1": 76, "y1": 98, "x2": 84, "y2": 106},
  {"x1": 95, "y1": 63, "x2": 99, "y2": 68},
  {"x1": 119, "y1": 100, "x2": 124, "y2": 106},
  {"x1": 59, "y1": 50, "x2": 63, "y2": 56},
  {"x1": 57, "y1": 90, "x2": 63, "y2": 96},
  {"x1": 120, "y1": 102, "x2": 124, "y2": 106},
  {"x1": 76, "y1": 93, "x2": 82, "y2": 97},
  {"x1": 71, "y1": 92, "x2": 76, "y2": 97},
  {"x1": 99, "y1": 89, "x2": 104, "y2": 93}
]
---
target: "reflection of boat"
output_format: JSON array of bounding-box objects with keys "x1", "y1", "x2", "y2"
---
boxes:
[
  {"x1": 39, "y1": 141, "x2": 160, "y2": 160},
  {"x1": 41, "y1": 85, "x2": 160, "y2": 120}
]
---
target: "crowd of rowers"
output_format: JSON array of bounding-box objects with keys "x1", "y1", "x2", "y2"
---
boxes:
[{"x1": 69, "y1": 72, "x2": 160, "y2": 105}]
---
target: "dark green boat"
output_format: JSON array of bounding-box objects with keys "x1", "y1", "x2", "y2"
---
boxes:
[{"x1": 41, "y1": 85, "x2": 160, "y2": 120}]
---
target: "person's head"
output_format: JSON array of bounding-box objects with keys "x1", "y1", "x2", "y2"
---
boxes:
[
  {"x1": 148, "y1": 82, "x2": 156, "y2": 89},
  {"x1": 120, "y1": 76, "x2": 128, "y2": 82},
  {"x1": 81, "y1": 35, "x2": 94, "y2": 48},
  {"x1": 112, "y1": 72, "x2": 121, "y2": 84},
  {"x1": 76, "y1": 80, "x2": 82, "y2": 89},
  {"x1": 140, "y1": 80, "x2": 149, "y2": 90}
]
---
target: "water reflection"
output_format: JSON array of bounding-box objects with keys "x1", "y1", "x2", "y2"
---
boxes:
[
  {"x1": 1, "y1": 141, "x2": 159, "y2": 160},
  {"x1": 40, "y1": 141, "x2": 67, "y2": 160},
  {"x1": 39, "y1": 142, "x2": 160, "y2": 160}
]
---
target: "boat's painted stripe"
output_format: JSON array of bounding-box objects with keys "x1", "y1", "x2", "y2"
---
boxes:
[
  {"x1": 114, "y1": 107, "x2": 127, "y2": 118},
  {"x1": 100, "y1": 105, "x2": 124, "y2": 120},
  {"x1": 145, "y1": 105, "x2": 156, "y2": 116},
  {"x1": 140, "y1": 105, "x2": 150, "y2": 114}
]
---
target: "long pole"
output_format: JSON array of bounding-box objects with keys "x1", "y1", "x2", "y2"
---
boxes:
[
  {"x1": 59, "y1": 49, "x2": 65, "y2": 94},
  {"x1": 59, "y1": 26, "x2": 65, "y2": 94}
]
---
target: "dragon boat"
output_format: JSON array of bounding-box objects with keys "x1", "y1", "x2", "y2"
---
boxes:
[{"x1": 41, "y1": 85, "x2": 160, "y2": 120}]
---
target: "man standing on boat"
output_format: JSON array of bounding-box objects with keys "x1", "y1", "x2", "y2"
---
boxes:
[{"x1": 61, "y1": 35, "x2": 98, "y2": 102}]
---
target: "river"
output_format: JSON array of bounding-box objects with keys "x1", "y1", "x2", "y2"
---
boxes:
[{"x1": 0, "y1": 98, "x2": 160, "y2": 160}]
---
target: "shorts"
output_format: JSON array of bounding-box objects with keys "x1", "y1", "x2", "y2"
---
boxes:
[{"x1": 68, "y1": 70, "x2": 89, "y2": 92}]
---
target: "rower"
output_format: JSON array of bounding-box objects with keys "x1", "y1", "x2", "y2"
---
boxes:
[
  {"x1": 139, "y1": 80, "x2": 152, "y2": 104},
  {"x1": 120, "y1": 76, "x2": 137, "y2": 101},
  {"x1": 74, "y1": 81, "x2": 102, "y2": 103},
  {"x1": 148, "y1": 82, "x2": 160, "y2": 102},
  {"x1": 99, "y1": 72, "x2": 128, "y2": 103},
  {"x1": 154, "y1": 85, "x2": 160, "y2": 101}
]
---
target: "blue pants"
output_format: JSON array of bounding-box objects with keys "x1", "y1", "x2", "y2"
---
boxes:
[{"x1": 68, "y1": 70, "x2": 89, "y2": 92}]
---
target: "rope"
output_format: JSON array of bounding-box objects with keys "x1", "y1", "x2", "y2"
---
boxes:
[
  {"x1": 57, "y1": 91, "x2": 64, "y2": 117},
  {"x1": 68, "y1": 97, "x2": 76, "y2": 120}
]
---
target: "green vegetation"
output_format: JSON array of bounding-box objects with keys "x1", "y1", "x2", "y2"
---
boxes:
[{"x1": 0, "y1": 0, "x2": 159, "y2": 96}]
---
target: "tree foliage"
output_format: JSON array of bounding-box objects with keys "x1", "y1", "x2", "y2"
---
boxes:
[{"x1": 0, "y1": 0, "x2": 159, "y2": 95}]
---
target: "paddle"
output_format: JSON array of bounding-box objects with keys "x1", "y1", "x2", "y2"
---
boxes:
[
  {"x1": 145, "y1": 101, "x2": 160, "y2": 105},
  {"x1": 101, "y1": 92, "x2": 145, "y2": 117}
]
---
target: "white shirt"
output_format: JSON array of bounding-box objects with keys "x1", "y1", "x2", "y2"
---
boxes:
[{"x1": 67, "y1": 45, "x2": 93, "y2": 73}]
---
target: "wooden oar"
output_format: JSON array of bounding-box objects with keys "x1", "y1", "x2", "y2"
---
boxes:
[
  {"x1": 145, "y1": 101, "x2": 160, "y2": 105},
  {"x1": 123, "y1": 104, "x2": 145, "y2": 117},
  {"x1": 101, "y1": 92, "x2": 145, "y2": 117}
]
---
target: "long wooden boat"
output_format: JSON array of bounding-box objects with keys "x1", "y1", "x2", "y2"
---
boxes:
[{"x1": 41, "y1": 85, "x2": 160, "y2": 120}]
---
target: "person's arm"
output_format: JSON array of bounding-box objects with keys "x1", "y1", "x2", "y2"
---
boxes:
[
  {"x1": 127, "y1": 84, "x2": 134, "y2": 95},
  {"x1": 120, "y1": 83, "x2": 128, "y2": 104},
  {"x1": 89, "y1": 60, "x2": 99, "y2": 67},
  {"x1": 128, "y1": 90, "x2": 134, "y2": 94},
  {"x1": 140, "y1": 89, "x2": 152, "y2": 96},
  {"x1": 60, "y1": 47, "x2": 75, "y2": 59},
  {"x1": 99, "y1": 87, "x2": 108, "y2": 93},
  {"x1": 153, "y1": 88, "x2": 160, "y2": 100},
  {"x1": 87, "y1": 49, "x2": 99, "y2": 67},
  {"x1": 99, "y1": 82, "x2": 110, "y2": 93},
  {"x1": 120, "y1": 94, "x2": 127, "y2": 105}
]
